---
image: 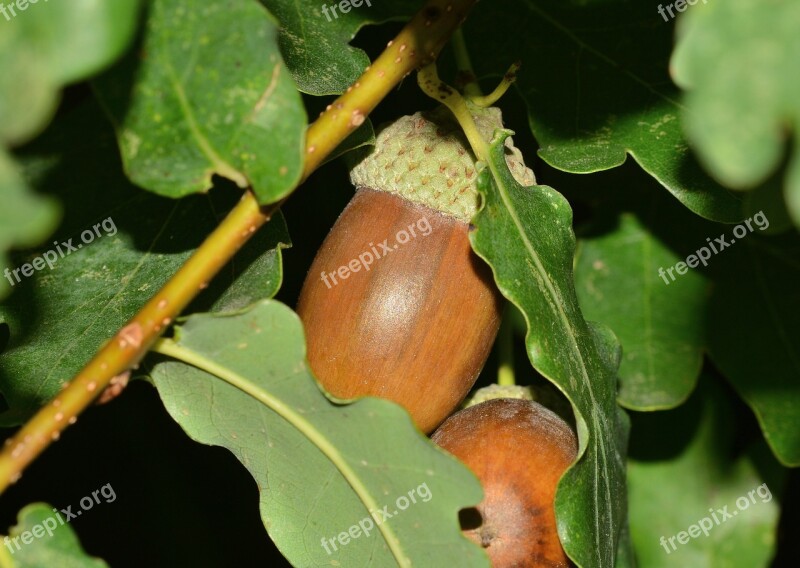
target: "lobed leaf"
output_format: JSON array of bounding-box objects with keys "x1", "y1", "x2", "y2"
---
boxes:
[
  {"x1": 94, "y1": 0, "x2": 306, "y2": 205},
  {"x1": 464, "y1": 0, "x2": 744, "y2": 222},
  {"x1": 628, "y1": 374, "x2": 785, "y2": 567},
  {"x1": 707, "y1": 232, "x2": 800, "y2": 466},
  {"x1": 151, "y1": 300, "x2": 489, "y2": 568},
  {"x1": 671, "y1": 0, "x2": 800, "y2": 227},
  {"x1": 259, "y1": 0, "x2": 416, "y2": 95},
  {"x1": 1, "y1": 503, "x2": 108, "y2": 568},
  {"x1": 470, "y1": 132, "x2": 629, "y2": 568},
  {"x1": 575, "y1": 200, "x2": 708, "y2": 410},
  {"x1": 0, "y1": 0, "x2": 140, "y2": 145},
  {"x1": 0, "y1": 0, "x2": 140, "y2": 301},
  {"x1": 0, "y1": 152, "x2": 58, "y2": 302},
  {"x1": 0, "y1": 101, "x2": 290, "y2": 424}
]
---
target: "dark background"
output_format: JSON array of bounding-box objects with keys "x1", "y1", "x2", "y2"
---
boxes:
[{"x1": 0, "y1": 18, "x2": 798, "y2": 568}]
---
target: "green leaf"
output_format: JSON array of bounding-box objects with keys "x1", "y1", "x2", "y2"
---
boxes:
[
  {"x1": 259, "y1": 0, "x2": 415, "y2": 95},
  {"x1": 0, "y1": 151, "x2": 59, "y2": 301},
  {"x1": 671, "y1": 0, "x2": 800, "y2": 227},
  {"x1": 150, "y1": 300, "x2": 489, "y2": 568},
  {"x1": 741, "y1": 172, "x2": 795, "y2": 236},
  {"x1": 707, "y1": 232, "x2": 800, "y2": 466},
  {"x1": 628, "y1": 374, "x2": 785, "y2": 567},
  {"x1": 470, "y1": 132, "x2": 629, "y2": 568},
  {"x1": 464, "y1": 0, "x2": 744, "y2": 222},
  {"x1": 575, "y1": 205, "x2": 708, "y2": 410},
  {"x1": 93, "y1": 0, "x2": 306, "y2": 205},
  {"x1": 614, "y1": 520, "x2": 636, "y2": 568},
  {"x1": 207, "y1": 213, "x2": 291, "y2": 315},
  {"x1": 1, "y1": 503, "x2": 107, "y2": 567},
  {"x1": 0, "y1": 100, "x2": 289, "y2": 424},
  {"x1": 0, "y1": 0, "x2": 140, "y2": 144},
  {"x1": 0, "y1": 0, "x2": 140, "y2": 302}
]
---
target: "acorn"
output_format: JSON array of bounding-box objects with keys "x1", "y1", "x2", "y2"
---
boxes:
[
  {"x1": 296, "y1": 104, "x2": 535, "y2": 433},
  {"x1": 431, "y1": 397, "x2": 577, "y2": 567}
]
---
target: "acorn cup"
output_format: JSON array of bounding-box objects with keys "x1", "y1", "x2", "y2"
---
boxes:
[{"x1": 296, "y1": 105, "x2": 535, "y2": 433}]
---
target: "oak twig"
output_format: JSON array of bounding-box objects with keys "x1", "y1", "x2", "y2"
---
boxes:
[{"x1": 0, "y1": 0, "x2": 478, "y2": 495}]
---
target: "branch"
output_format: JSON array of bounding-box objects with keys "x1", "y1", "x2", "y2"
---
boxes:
[{"x1": 0, "y1": 0, "x2": 478, "y2": 494}]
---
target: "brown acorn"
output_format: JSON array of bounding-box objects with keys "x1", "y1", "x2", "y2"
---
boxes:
[
  {"x1": 431, "y1": 397, "x2": 577, "y2": 567},
  {"x1": 296, "y1": 105, "x2": 535, "y2": 433}
]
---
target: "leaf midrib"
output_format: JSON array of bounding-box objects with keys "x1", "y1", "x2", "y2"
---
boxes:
[
  {"x1": 484, "y1": 149, "x2": 617, "y2": 566},
  {"x1": 154, "y1": 335, "x2": 411, "y2": 568}
]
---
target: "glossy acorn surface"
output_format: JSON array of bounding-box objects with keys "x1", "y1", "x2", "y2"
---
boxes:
[
  {"x1": 432, "y1": 398, "x2": 577, "y2": 567},
  {"x1": 296, "y1": 187, "x2": 504, "y2": 433}
]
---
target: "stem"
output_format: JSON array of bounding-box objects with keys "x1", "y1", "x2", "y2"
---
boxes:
[
  {"x1": 497, "y1": 311, "x2": 515, "y2": 387},
  {"x1": 303, "y1": 1, "x2": 474, "y2": 180},
  {"x1": 0, "y1": 194, "x2": 274, "y2": 490},
  {"x1": 0, "y1": 0, "x2": 478, "y2": 496},
  {"x1": 451, "y1": 29, "x2": 482, "y2": 97},
  {"x1": 418, "y1": 60, "x2": 520, "y2": 161},
  {"x1": 469, "y1": 61, "x2": 521, "y2": 108},
  {"x1": 418, "y1": 63, "x2": 490, "y2": 161}
]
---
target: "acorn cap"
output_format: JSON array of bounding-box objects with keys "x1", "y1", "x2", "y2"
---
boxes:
[
  {"x1": 463, "y1": 384, "x2": 535, "y2": 408},
  {"x1": 349, "y1": 104, "x2": 535, "y2": 223}
]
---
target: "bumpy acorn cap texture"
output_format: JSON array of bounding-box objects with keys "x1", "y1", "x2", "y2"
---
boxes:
[{"x1": 349, "y1": 104, "x2": 536, "y2": 223}]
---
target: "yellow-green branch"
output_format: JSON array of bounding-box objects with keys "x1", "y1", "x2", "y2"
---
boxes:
[{"x1": 0, "y1": 0, "x2": 478, "y2": 495}]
